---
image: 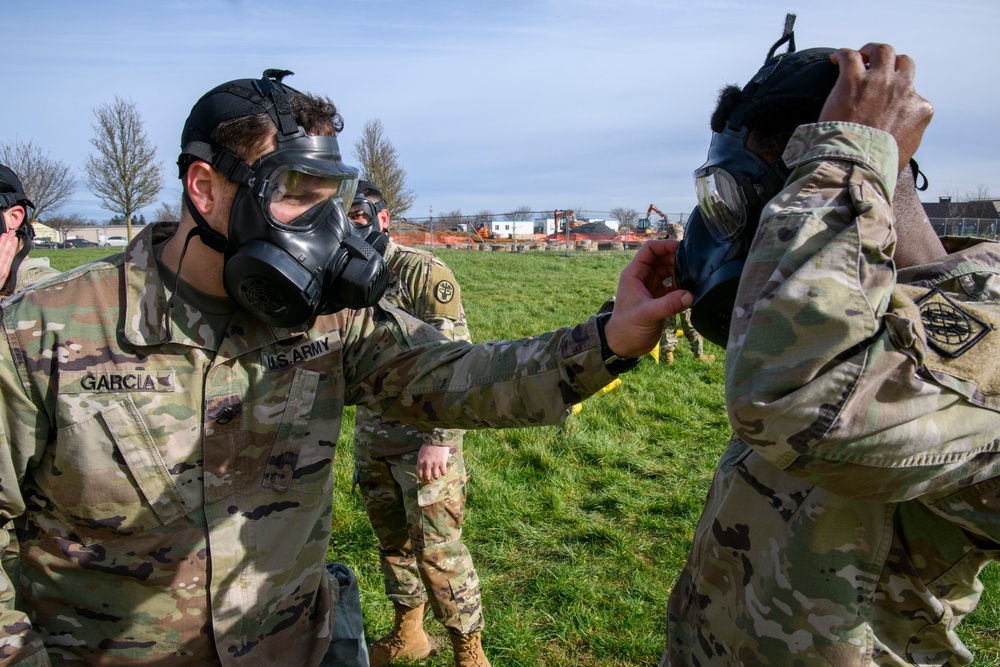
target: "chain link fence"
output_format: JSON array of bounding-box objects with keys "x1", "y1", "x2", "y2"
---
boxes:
[{"x1": 929, "y1": 218, "x2": 1000, "y2": 240}]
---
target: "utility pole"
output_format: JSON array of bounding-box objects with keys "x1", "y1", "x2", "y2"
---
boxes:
[{"x1": 429, "y1": 205, "x2": 434, "y2": 249}]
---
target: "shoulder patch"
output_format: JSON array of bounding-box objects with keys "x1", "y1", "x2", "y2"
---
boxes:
[
  {"x1": 434, "y1": 280, "x2": 456, "y2": 304},
  {"x1": 918, "y1": 289, "x2": 990, "y2": 358}
]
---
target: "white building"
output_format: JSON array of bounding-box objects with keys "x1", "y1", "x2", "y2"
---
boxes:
[{"x1": 482, "y1": 219, "x2": 537, "y2": 238}]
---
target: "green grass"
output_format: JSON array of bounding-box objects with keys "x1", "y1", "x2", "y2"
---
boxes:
[{"x1": 34, "y1": 247, "x2": 1000, "y2": 666}]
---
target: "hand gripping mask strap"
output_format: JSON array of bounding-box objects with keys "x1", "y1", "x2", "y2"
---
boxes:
[
  {"x1": 1, "y1": 220, "x2": 34, "y2": 296},
  {"x1": 0, "y1": 185, "x2": 36, "y2": 294}
]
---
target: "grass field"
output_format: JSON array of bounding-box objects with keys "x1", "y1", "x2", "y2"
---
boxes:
[{"x1": 35, "y1": 247, "x2": 1000, "y2": 666}]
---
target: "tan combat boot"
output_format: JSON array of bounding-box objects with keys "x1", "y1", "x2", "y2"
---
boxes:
[
  {"x1": 696, "y1": 353, "x2": 716, "y2": 362},
  {"x1": 450, "y1": 631, "x2": 491, "y2": 667},
  {"x1": 368, "y1": 603, "x2": 434, "y2": 666},
  {"x1": 664, "y1": 350, "x2": 675, "y2": 365}
]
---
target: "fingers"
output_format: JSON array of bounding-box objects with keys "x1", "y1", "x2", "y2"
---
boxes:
[
  {"x1": 820, "y1": 42, "x2": 932, "y2": 171},
  {"x1": 416, "y1": 446, "x2": 449, "y2": 482},
  {"x1": 830, "y1": 47, "x2": 866, "y2": 77},
  {"x1": 0, "y1": 232, "x2": 18, "y2": 288}
]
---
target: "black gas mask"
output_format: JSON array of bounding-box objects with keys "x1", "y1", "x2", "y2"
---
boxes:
[
  {"x1": 674, "y1": 17, "x2": 838, "y2": 348},
  {"x1": 178, "y1": 69, "x2": 390, "y2": 328},
  {"x1": 347, "y1": 193, "x2": 383, "y2": 240}
]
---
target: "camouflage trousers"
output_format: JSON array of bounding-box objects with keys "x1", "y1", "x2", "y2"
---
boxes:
[
  {"x1": 660, "y1": 309, "x2": 704, "y2": 355},
  {"x1": 354, "y1": 445, "x2": 483, "y2": 635}
]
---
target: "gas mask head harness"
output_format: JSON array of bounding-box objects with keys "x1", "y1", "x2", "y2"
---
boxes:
[
  {"x1": 675, "y1": 15, "x2": 838, "y2": 347},
  {"x1": 0, "y1": 164, "x2": 37, "y2": 294},
  {"x1": 177, "y1": 69, "x2": 389, "y2": 328}
]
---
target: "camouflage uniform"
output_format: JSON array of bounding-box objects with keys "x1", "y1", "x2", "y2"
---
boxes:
[
  {"x1": 0, "y1": 222, "x2": 621, "y2": 666},
  {"x1": 0, "y1": 257, "x2": 59, "y2": 301},
  {"x1": 353, "y1": 238, "x2": 484, "y2": 635},
  {"x1": 0, "y1": 255, "x2": 58, "y2": 586},
  {"x1": 660, "y1": 225, "x2": 706, "y2": 357},
  {"x1": 658, "y1": 309, "x2": 705, "y2": 357},
  {"x1": 665, "y1": 122, "x2": 1000, "y2": 666},
  {"x1": 12, "y1": 257, "x2": 58, "y2": 295}
]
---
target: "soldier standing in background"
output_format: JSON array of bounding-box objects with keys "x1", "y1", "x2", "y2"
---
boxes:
[
  {"x1": 349, "y1": 182, "x2": 490, "y2": 667},
  {"x1": 660, "y1": 223, "x2": 714, "y2": 364},
  {"x1": 0, "y1": 164, "x2": 58, "y2": 298}
]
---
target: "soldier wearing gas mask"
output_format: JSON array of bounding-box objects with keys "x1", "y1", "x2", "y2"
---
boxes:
[
  {"x1": 0, "y1": 69, "x2": 692, "y2": 666},
  {"x1": 348, "y1": 183, "x2": 489, "y2": 667},
  {"x1": 0, "y1": 164, "x2": 58, "y2": 297},
  {"x1": 665, "y1": 19, "x2": 1000, "y2": 667}
]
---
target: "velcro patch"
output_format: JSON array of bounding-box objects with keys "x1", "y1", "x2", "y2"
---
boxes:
[
  {"x1": 263, "y1": 334, "x2": 339, "y2": 371},
  {"x1": 918, "y1": 289, "x2": 990, "y2": 358},
  {"x1": 61, "y1": 370, "x2": 175, "y2": 394},
  {"x1": 434, "y1": 280, "x2": 456, "y2": 304}
]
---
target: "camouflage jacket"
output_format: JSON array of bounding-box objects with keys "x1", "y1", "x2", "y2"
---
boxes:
[
  {"x1": 354, "y1": 238, "x2": 470, "y2": 458},
  {"x1": 0, "y1": 222, "x2": 618, "y2": 666},
  {"x1": 667, "y1": 123, "x2": 1000, "y2": 666},
  {"x1": 1, "y1": 258, "x2": 59, "y2": 301},
  {"x1": 14, "y1": 258, "x2": 59, "y2": 295}
]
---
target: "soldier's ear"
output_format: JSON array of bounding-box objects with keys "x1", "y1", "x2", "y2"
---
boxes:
[
  {"x1": 2, "y1": 206, "x2": 26, "y2": 233},
  {"x1": 185, "y1": 161, "x2": 232, "y2": 219},
  {"x1": 377, "y1": 208, "x2": 390, "y2": 232}
]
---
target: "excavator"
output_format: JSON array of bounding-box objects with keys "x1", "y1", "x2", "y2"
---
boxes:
[
  {"x1": 643, "y1": 204, "x2": 669, "y2": 234},
  {"x1": 554, "y1": 209, "x2": 576, "y2": 233}
]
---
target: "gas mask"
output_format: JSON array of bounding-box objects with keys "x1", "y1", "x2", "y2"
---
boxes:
[
  {"x1": 347, "y1": 193, "x2": 383, "y2": 240},
  {"x1": 674, "y1": 19, "x2": 838, "y2": 348},
  {"x1": 178, "y1": 69, "x2": 390, "y2": 328},
  {"x1": 222, "y1": 133, "x2": 390, "y2": 327},
  {"x1": 675, "y1": 131, "x2": 791, "y2": 348}
]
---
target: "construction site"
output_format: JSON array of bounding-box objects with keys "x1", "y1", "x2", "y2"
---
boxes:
[{"x1": 388, "y1": 206, "x2": 684, "y2": 251}]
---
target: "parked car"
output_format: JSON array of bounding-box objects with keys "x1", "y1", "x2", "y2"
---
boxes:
[
  {"x1": 60, "y1": 238, "x2": 99, "y2": 249},
  {"x1": 32, "y1": 238, "x2": 58, "y2": 249},
  {"x1": 100, "y1": 235, "x2": 128, "y2": 248}
]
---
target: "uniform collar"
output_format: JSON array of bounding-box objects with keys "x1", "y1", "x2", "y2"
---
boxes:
[{"x1": 122, "y1": 221, "x2": 297, "y2": 354}]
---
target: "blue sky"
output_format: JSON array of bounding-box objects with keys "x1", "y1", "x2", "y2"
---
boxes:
[{"x1": 5, "y1": 0, "x2": 999, "y2": 224}]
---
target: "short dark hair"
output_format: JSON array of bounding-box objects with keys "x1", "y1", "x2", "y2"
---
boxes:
[
  {"x1": 710, "y1": 82, "x2": 832, "y2": 162},
  {"x1": 210, "y1": 92, "x2": 341, "y2": 164}
]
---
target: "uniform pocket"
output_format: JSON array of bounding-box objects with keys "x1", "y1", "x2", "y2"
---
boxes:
[
  {"x1": 416, "y1": 452, "x2": 466, "y2": 509},
  {"x1": 262, "y1": 368, "x2": 335, "y2": 494},
  {"x1": 42, "y1": 398, "x2": 188, "y2": 545},
  {"x1": 732, "y1": 437, "x2": 814, "y2": 522}
]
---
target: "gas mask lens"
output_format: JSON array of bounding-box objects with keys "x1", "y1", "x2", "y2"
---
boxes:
[
  {"x1": 348, "y1": 200, "x2": 377, "y2": 228},
  {"x1": 266, "y1": 166, "x2": 357, "y2": 228},
  {"x1": 695, "y1": 168, "x2": 747, "y2": 242}
]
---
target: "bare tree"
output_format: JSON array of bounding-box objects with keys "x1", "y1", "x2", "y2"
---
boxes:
[
  {"x1": 352, "y1": 118, "x2": 416, "y2": 218},
  {"x1": 0, "y1": 139, "x2": 76, "y2": 222},
  {"x1": 436, "y1": 209, "x2": 466, "y2": 229},
  {"x1": 610, "y1": 206, "x2": 639, "y2": 229},
  {"x1": 504, "y1": 205, "x2": 533, "y2": 221},
  {"x1": 474, "y1": 209, "x2": 493, "y2": 224},
  {"x1": 44, "y1": 213, "x2": 91, "y2": 243},
  {"x1": 959, "y1": 186, "x2": 997, "y2": 221},
  {"x1": 84, "y1": 97, "x2": 163, "y2": 241},
  {"x1": 153, "y1": 197, "x2": 183, "y2": 223}
]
